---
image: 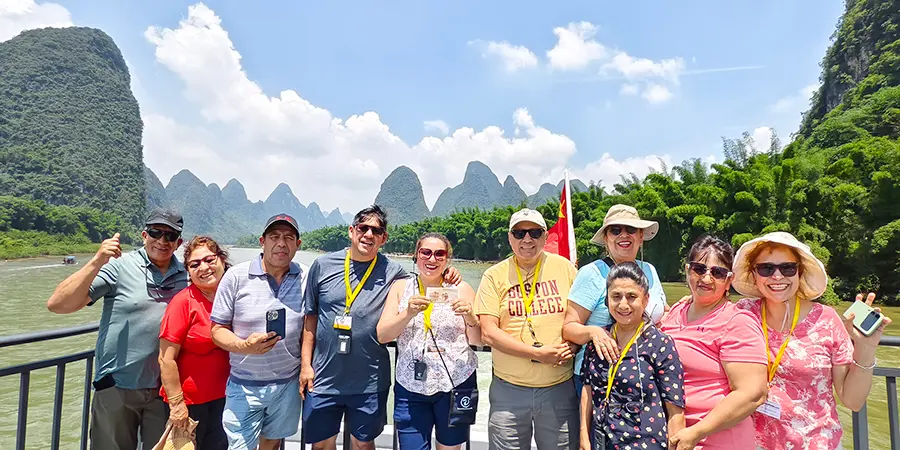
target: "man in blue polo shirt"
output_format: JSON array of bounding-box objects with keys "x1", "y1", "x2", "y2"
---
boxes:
[
  {"x1": 47, "y1": 208, "x2": 188, "y2": 450},
  {"x1": 299, "y1": 205, "x2": 460, "y2": 450},
  {"x1": 211, "y1": 213, "x2": 307, "y2": 450}
]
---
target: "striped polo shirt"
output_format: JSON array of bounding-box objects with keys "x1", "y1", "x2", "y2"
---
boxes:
[{"x1": 210, "y1": 254, "x2": 307, "y2": 385}]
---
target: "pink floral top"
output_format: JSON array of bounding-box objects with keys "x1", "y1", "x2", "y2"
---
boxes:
[{"x1": 735, "y1": 298, "x2": 854, "y2": 450}]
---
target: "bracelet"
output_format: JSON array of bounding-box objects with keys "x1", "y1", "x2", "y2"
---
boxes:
[
  {"x1": 853, "y1": 358, "x2": 877, "y2": 370},
  {"x1": 465, "y1": 319, "x2": 479, "y2": 327},
  {"x1": 167, "y1": 392, "x2": 185, "y2": 403}
]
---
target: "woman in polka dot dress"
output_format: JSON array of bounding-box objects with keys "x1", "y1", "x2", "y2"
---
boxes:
[{"x1": 579, "y1": 262, "x2": 685, "y2": 450}]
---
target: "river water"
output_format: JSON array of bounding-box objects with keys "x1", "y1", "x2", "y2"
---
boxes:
[{"x1": 0, "y1": 249, "x2": 897, "y2": 449}]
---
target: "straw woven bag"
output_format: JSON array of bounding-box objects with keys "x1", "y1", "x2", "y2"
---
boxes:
[{"x1": 152, "y1": 418, "x2": 199, "y2": 450}]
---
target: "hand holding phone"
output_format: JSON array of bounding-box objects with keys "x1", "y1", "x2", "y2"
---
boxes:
[
  {"x1": 266, "y1": 308, "x2": 286, "y2": 341},
  {"x1": 843, "y1": 299, "x2": 884, "y2": 337}
]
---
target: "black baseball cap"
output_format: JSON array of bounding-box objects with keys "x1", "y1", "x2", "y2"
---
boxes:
[
  {"x1": 145, "y1": 208, "x2": 183, "y2": 233},
  {"x1": 264, "y1": 213, "x2": 300, "y2": 236}
]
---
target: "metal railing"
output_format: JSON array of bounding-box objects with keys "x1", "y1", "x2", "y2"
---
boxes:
[{"x1": 0, "y1": 325, "x2": 897, "y2": 450}]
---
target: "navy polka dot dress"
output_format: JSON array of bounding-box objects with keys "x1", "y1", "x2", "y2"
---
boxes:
[{"x1": 580, "y1": 324, "x2": 685, "y2": 450}]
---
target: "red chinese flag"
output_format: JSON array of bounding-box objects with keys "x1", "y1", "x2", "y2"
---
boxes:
[{"x1": 543, "y1": 182, "x2": 575, "y2": 263}]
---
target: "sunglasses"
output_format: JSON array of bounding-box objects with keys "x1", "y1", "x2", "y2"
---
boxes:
[
  {"x1": 754, "y1": 262, "x2": 799, "y2": 278},
  {"x1": 608, "y1": 225, "x2": 638, "y2": 236},
  {"x1": 511, "y1": 228, "x2": 544, "y2": 240},
  {"x1": 144, "y1": 266, "x2": 186, "y2": 301},
  {"x1": 187, "y1": 254, "x2": 219, "y2": 271},
  {"x1": 417, "y1": 248, "x2": 448, "y2": 261},
  {"x1": 688, "y1": 262, "x2": 731, "y2": 280},
  {"x1": 355, "y1": 224, "x2": 385, "y2": 236},
  {"x1": 146, "y1": 227, "x2": 180, "y2": 242}
]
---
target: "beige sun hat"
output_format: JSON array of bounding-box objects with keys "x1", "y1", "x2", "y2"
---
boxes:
[
  {"x1": 590, "y1": 204, "x2": 659, "y2": 246},
  {"x1": 732, "y1": 231, "x2": 828, "y2": 299}
]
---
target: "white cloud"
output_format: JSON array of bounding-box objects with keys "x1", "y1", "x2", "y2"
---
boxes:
[
  {"x1": 578, "y1": 153, "x2": 674, "y2": 191},
  {"x1": 546, "y1": 21, "x2": 606, "y2": 71},
  {"x1": 603, "y1": 52, "x2": 685, "y2": 83},
  {"x1": 423, "y1": 120, "x2": 449, "y2": 136},
  {"x1": 620, "y1": 84, "x2": 639, "y2": 96},
  {"x1": 142, "y1": 4, "x2": 673, "y2": 213},
  {"x1": 750, "y1": 126, "x2": 775, "y2": 152},
  {"x1": 471, "y1": 39, "x2": 538, "y2": 72},
  {"x1": 642, "y1": 84, "x2": 673, "y2": 104},
  {"x1": 0, "y1": 0, "x2": 72, "y2": 42},
  {"x1": 770, "y1": 83, "x2": 818, "y2": 114}
]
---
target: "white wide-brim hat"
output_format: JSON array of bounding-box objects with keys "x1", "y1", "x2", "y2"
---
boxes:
[
  {"x1": 590, "y1": 204, "x2": 659, "y2": 246},
  {"x1": 732, "y1": 231, "x2": 828, "y2": 299}
]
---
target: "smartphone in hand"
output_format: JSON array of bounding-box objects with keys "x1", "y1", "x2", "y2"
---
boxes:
[
  {"x1": 843, "y1": 300, "x2": 884, "y2": 336},
  {"x1": 266, "y1": 308, "x2": 286, "y2": 341}
]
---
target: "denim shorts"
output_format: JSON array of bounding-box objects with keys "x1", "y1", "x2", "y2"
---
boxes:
[
  {"x1": 394, "y1": 371, "x2": 477, "y2": 449},
  {"x1": 222, "y1": 378, "x2": 301, "y2": 450}
]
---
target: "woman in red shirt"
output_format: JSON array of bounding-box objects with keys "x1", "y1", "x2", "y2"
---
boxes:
[{"x1": 158, "y1": 236, "x2": 231, "y2": 449}]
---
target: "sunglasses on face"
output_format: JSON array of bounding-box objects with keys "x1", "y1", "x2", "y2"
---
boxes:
[
  {"x1": 187, "y1": 254, "x2": 219, "y2": 271},
  {"x1": 146, "y1": 227, "x2": 180, "y2": 242},
  {"x1": 688, "y1": 262, "x2": 731, "y2": 280},
  {"x1": 608, "y1": 225, "x2": 638, "y2": 236},
  {"x1": 511, "y1": 228, "x2": 544, "y2": 240},
  {"x1": 754, "y1": 262, "x2": 799, "y2": 278},
  {"x1": 355, "y1": 224, "x2": 385, "y2": 236},
  {"x1": 417, "y1": 248, "x2": 448, "y2": 261}
]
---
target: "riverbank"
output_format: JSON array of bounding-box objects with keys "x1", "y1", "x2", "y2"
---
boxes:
[{"x1": 0, "y1": 230, "x2": 136, "y2": 260}]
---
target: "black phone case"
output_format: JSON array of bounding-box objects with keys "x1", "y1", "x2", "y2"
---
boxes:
[{"x1": 266, "y1": 308, "x2": 286, "y2": 339}]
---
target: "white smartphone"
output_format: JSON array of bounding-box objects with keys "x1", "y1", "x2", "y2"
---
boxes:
[{"x1": 843, "y1": 300, "x2": 884, "y2": 336}]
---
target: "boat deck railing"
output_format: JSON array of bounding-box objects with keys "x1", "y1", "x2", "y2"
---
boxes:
[{"x1": 0, "y1": 324, "x2": 898, "y2": 450}]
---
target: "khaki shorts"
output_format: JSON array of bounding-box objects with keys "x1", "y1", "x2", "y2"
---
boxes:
[{"x1": 90, "y1": 386, "x2": 166, "y2": 450}]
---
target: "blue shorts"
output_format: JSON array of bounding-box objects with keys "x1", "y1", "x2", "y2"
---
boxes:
[
  {"x1": 302, "y1": 391, "x2": 388, "y2": 444},
  {"x1": 222, "y1": 378, "x2": 301, "y2": 450},
  {"x1": 394, "y1": 371, "x2": 477, "y2": 449}
]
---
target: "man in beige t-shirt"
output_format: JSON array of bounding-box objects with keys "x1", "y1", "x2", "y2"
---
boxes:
[{"x1": 475, "y1": 208, "x2": 578, "y2": 450}]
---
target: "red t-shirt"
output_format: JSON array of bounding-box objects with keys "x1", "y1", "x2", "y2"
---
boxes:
[{"x1": 159, "y1": 284, "x2": 230, "y2": 405}]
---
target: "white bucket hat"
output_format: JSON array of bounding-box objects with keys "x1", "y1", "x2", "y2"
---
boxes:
[
  {"x1": 732, "y1": 231, "x2": 828, "y2": 299},
  {"x1": 590, "y1": 204, "x2": 659, "y2": 246}
]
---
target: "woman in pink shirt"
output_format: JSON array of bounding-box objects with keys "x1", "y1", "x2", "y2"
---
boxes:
[
  {"x1": 659, "y1": 235, "x2": 768, "y2": 450},
  {"x1": 732, "y1": 232, "x2": 892, "y2": 450}
]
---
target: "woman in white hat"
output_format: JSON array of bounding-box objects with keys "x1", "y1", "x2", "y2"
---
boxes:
[
  {"x1": 732, "y1": 232, "x2": 892, "y2": 450},
  {"x1": 562, "y1": 204, "x2": 667, "y2": 397}
]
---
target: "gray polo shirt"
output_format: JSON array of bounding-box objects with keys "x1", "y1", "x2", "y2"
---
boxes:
[
  {"x1": 302, "y1": 249, "x2": 408, "y2": 395},
  {"x1": 88, "y1": 247, "x2": 188, "y2": 390},
  {"x1": 211, "y1": 254, "x2": 307, "y2": 385}
]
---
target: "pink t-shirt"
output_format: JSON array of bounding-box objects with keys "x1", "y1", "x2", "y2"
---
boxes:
[
  {"x1": 735, "y1": 298, "x2": 854, "y2": 450},
  {"x1": 659, "y1": 300, "x2": 767, "y2": 450}
]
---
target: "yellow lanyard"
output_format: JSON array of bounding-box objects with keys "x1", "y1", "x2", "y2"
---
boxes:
[
  {"x1": 761, "y1": 298, "x2": 801, "y2": 382},
  {"x1": 417, "y1": 277, "x2": 435, "y2": 336},
  {"x1": 343, "y1": 251, "x2": 377, "y2": 315},
  {"x1": 513, "y1": 256, "x2": 543, "y2": 323},
  {"x1": 605, "y1": 322, "x2": 645, "y2": 401}
]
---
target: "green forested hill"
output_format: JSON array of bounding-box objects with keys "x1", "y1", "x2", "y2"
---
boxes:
[
  {"x1": 302, "y1": 0, "x2": 900, "y2": 305},
  {"x1": 0, "y1": 27, "x2": 145, "y2": 229}
]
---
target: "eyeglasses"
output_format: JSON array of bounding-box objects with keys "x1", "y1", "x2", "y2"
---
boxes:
[
  {"x1": 146, "y1": 227, "x2": 180, "y2": 242},
  {"x1": 754, "y1": 262, "x2": 799, "y2": 277},
  {"x1": 417, "y1": 248, "x2": 448, "y2": 261},
  {"x1": 605, "y1": 401, "x2": 642, "y2": 415},
  {"x1": 511, "y1": 228, "x2": 544, "y2": 240},
  {"x1": 688, "y1": 262, "x2": 731, "y2": 280},
  {"x1": 144, "y1": 266, "x2": 186, "y2": 301},
  {"x1": 187, "y1": 254, "x2": 219, "y2": 271},
  {"x1": 608, "y1": 225, "x2": 638, "y2": 236},
  {"x1": 355, "y1": 224, "x2": 385, "y2": 236}
]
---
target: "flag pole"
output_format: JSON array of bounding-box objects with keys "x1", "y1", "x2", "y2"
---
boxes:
[{"x1": 564, "y1": 169, "x2": 577, "y2": 264}]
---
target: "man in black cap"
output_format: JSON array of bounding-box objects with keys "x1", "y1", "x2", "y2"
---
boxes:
[
  {"x1": 210, "y1": 213, "x2": 307, "y2": 450},
  {"x1": 47, "y1": 207, "x2": 189, "y2": 449}
]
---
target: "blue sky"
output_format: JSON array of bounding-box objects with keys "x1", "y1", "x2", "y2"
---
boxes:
[{"x1": 2, "y1": 0, "x2": 843, "y2": 213}]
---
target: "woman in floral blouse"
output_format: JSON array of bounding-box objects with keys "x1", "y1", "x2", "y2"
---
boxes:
[
  {"x1": 579, "y1": 261, "x2": 685, "y2": 450},
  {"x1": 733, "y1": 232, "x2": 892, "y2": 450}
]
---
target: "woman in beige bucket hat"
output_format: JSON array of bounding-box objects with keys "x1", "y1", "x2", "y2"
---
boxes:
[
  {"x1": 562, "y1": 204, "x2": 667, "y2": 398},
  {"x1": 733, "y1": 232, "x2": 892, "y2": 450}
]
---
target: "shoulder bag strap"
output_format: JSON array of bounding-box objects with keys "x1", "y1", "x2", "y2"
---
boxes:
[{"x1": 429, "y1": 329, "x2": 456, "y2": 387}]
